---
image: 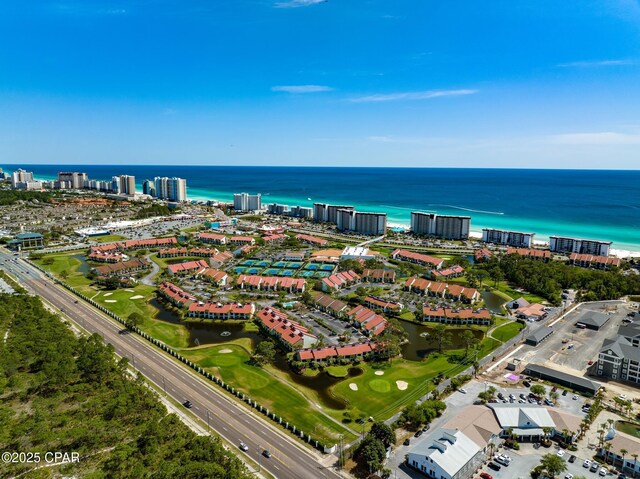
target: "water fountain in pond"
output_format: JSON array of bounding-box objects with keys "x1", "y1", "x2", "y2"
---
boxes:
[{"x1": 220, "y1": 331, "x2": 231, "y2": 337}]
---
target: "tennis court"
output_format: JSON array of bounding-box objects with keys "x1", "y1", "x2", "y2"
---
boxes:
[
  {"x1": 241, "y1": 260, "x2": 256, "y2": 266},
  {"x1": 286, "y1": 262, "x2": 303, "y2": 269}
]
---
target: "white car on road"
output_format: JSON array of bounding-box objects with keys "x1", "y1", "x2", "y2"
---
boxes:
[{"x1": 557, "y1": 449, "x2": 565, "y2": 457}]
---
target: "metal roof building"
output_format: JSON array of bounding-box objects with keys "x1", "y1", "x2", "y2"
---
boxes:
[{"x1": 523, "y1": 363, "x2": 601, "y2": 395}]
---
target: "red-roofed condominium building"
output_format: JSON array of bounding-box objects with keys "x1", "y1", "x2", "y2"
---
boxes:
[
  {"x1": 230, "y1": 236, "x2": 256, "y2": 245},
  {"x1": 236, "y1": 275, "x2": 306, "y2": 293},
  {"x1": 296, "y1": 342, "x2": 377, "y2": 362},
  {"x1": 362, "y1": 268, "x2": 396, "y2": 283},
  {"x1": 256, "y1": 307, "x2": 317, "y2": 351},
  {"x1": 391, "y1": 249, "x2": 445, "y2": 269},
  {"x1": 507, "y1": 247, "x2": 551, "y2": 261},
  {"x1": 295, "y1": 234, "x2": 328, "y2": 247},
  {"x1": 313, "y1": 293, "x2": 349, "y2": 318},
  {"x1": 157, "y1": 282, "x2": 197, "y2": 308},
  {"x1": 569, "y1": 253, "x2": 621, "y2": 269},
  {"x1": 93, "y1": 258, "x2": 150, "y2": 277},
  {"x1": 166, "y1": 259, "x2": 210, "y2": 276},
  {"x1": 364, "y1": 296, "x2": 403, "y2": 313},
  {"x1": 347, "y1": 305, "x2": 387, "y2": 336},
  {"x1": 421, "y1": 306, "x2": 492, "y2": 325},
  {"x1": 321, "y1": 270, "x2": 361, "y2": 292},
  {"x1": 187, "y1": 301, "x2": 255, "y2": 320}
]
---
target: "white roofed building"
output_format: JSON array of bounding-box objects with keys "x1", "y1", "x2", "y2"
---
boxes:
[{"x1": 340, "y1": 246, "x2": 377, "y2": 260}]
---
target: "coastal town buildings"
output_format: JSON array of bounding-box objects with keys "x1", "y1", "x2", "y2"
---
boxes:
[
  {"x1": 549, "y1": 236, "x2": 612, "y2": 257},
  {"x1": 153, "y1": 177, "x2": 187, "y2": 202},
  {"x1": 11, "y1": 168, "x2": 41, "y2": 190},
  {"x1": 481, "y1": 228, "x2": 535, "y2": 248},
  {"x1": 312, "y1": 203, "x2": 354, "y2": 224},
  {"x1": 392, "y1": 249, "x2": 445, "y2": 269},
  {"x1": 233, "y1": 192, "x2": 261, "y2": 212},
  {"x1": 118, "y1": 175, "x2": 136, "y2": 195},
  {"x1": 410, "y1": 212, "x2": 470, "y2": 240},
  {"x1": 596, "y1": 323, "x2": 640, "y2": 385},
  {"x1": 57, "y1": 172, "x2": 88, "y2": 189},
  {"x1": 407, "y1": 406, "x2": 501, "y2": 479},
  {"x1": 256, "y1": 307, "x2": 317, "y2": 350},
  {"x1": 569, "y1": 253, "x2": 621, "y2": 269},
  {"x1": 506, "y1": 247, "x2": 552, "y2": 261},
  {"x1": 7, "y1": 232, "x2": 44, "y2": 250}
]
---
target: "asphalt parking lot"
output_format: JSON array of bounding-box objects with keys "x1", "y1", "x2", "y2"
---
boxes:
[
  {"x1": 484, "y1": 443, "x2": 614, "y2": 479},
  {"x1": 387, "y1": 379, "x2": 594, "y2": 479},
  {"x1": 518, "y1": 301, "x2": 628, "y2": 373}
]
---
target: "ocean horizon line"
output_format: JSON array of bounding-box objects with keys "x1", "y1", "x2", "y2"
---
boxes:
[{"x1": 4, "y1": 163, "x2": 640, "y2": 172}]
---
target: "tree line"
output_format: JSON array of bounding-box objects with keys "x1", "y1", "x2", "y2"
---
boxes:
[
  {"x1": 476, "y1": 255, "x2": 640, "y2": 305},
  {"x1": 0, "y1": 293, "x2": 253, "y2": 478}
]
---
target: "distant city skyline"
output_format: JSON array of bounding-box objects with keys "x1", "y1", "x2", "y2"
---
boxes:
[{"x1": 1, "y1": 1, "x2": 640, "y2": 169}]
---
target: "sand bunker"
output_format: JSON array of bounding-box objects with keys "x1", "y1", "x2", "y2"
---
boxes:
[
  {"x1": 103, "y1": 292, "x2": 113, "y2": 297},
  {"x1": 349, "y1": 383, "x2": 359, "y2": 391},
  {"x1": 218, "y1": 349, "x2": 233, "y2": 354},
  {"x1": 396, "y1": 381, "x2": 408, "y2": 391},
  {"x1": 104, "y1": 300, "x2": 117, "y2": 303},
  {"x1": 374, "y1": 371, "x2": 384, "y2": 376},
  {"x1": 130, "y1": 295, "x2": 144, "y2": 300},
  {"x1": 124, "y1": 289, "x2": 135, "y2": 292}
]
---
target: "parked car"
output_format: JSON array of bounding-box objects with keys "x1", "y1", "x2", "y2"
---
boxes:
[
  {"x1": 569, "y1": 455, "x2": 577, "y2": 463},
  {"x1": 590, "y1": 462, "x2": 599, "y2": 472},
  {"x1": 599, "y1": 468, "x2": 607, "y2": 476},
  {"x1": 557, "y1": 449, "x2": 565, "y2": 457},
  {"x1": 488, "y1": 462, "x2": 501, "y2": 471},
  {"x1": 459, "y1": 388, "x2": 467, "y2": 394},
  {"x1": 573, "y1": 394, "x2": 579, "y2": 400},
  {"x1": 566, "y1": 474, "x2": 574, "y2": 479},
  {"x1": 523, "y1": 380, "x2": 531, "y2": 387},
  {"x1": 414, "y1": 430, "x2": 423, "y2": 438},
  {"x1": 584, "y1": 460, "x2": 592, "y2": 468},
  {"x1": 480, "y1": 473, "x2": 493, "y2": 479},
  {"x1": 403, "y1": 438, "x2": 411, "y2": 446},
  {"x1": 519, "y1": 393, "x2": 527, "y2": 399},
  {"x1": 562, "y1": 390, "x2": 568, "y2": 396}
]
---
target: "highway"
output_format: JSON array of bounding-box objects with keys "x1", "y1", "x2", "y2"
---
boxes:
[{"x1": 0, "y1": 250, "x2": 343, "y2": 479}]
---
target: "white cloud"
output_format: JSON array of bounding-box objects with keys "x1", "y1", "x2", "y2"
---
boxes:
[
  {"x1": 271, "y1": 85, "x2": 333, "y2": 93},
  {"x1": 557, "y1": 59, "x2": 635, "y2": 67},
  {"x1": 349, "y1": 89, "x2": 478, "y2": 103},
  {"x1": 274, "y1": 0, "x2": 327, "y2": 8},
  {"x1": 550, "y1": 132, "x2": 640, "y2": 145}
]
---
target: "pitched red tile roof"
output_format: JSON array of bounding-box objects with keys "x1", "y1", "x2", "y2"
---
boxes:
[
  {"x1": 167, "y1": 259, "x2": 209, "y2": 274},
  {"x1": 391, "y1": 249, "x2": 444, "y2": 268},
  {"x1": 507, "y1": 247, "x2": 551, "y2": 259},
  {"x1": 295, "y1": 234, "x2": 328, "y2": 246}
]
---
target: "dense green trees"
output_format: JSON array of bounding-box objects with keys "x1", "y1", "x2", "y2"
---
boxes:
[
  {"x1": 0, "y1": 293, "x2": 252, "y2": 478},
  {"x1": 398, "y1": 400, "x2": 446, "y2": 429},
  {"x1": 476, "y1": 255, "x2": 640, "y2": 304},
  {"x1": 0, "y1": 189, "x2": 51, "y2": 205}
]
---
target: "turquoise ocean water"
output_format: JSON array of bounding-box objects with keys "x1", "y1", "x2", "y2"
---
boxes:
[{"x1": 7, "y1": 165, "x2": 640, "y2": 253}]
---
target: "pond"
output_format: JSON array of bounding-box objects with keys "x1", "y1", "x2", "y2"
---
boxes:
[
  {"x1": 400, "y1": 320, "x2": 485, "y2": 361},
  {"x1": 148, "y1": 297, "x2": 359, "y2": 409},
  {"x1": 482, "y1": 290, "x2": 506, "y2": 314},
  {"x1": 71, "y1": 254, "x2": 90, "y2": 274},
  {"x1": 616, "y1": 420, "x2": 640, "y2": 439}
]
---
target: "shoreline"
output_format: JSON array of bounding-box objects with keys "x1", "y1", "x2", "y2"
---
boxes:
[{"x1": 26, "y1": 170, "x2": 640, "y2": 258}]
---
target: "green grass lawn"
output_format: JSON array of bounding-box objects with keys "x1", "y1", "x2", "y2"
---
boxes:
[
  {"x1": 92, "y1": 234, "x2": 127, "y2": 243},
  {"x1": 33, "y1": 250, "x2": 92, "y2": 289},
  {"x1": 491, "y1": 321, "x2": 525, "y2": 342},
  {"x1": 35, "y1": 251, "x2": 191, "y2": 348},
  {"x1": 180, "y1": 342, "x2": 354, "y2": 444},
  {"x1": 491, "y1": 281, "x2": 547, "y2": 304},
  {"x1": 149, "y1": 253, "x2": 209, "y2": 269}
]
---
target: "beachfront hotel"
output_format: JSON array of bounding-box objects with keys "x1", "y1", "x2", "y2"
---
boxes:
[
  {"x1": 481, "y1": 228, "x2": 535, "y2": 248},
  {"x1": 549, "y1": 235, "x2": 612, "y2": 257},
  {"x1": 57, "y1": 172, "x2": 88, "y2": 189},
  {"x1": 313, "y1": 203, "x2": 355, "y2": 224},
  {"x1": 234, "y1": 192, "x2": 261, "y2": 212},
  {"x1": 411, "y1": 212, "x2": 470, "y2": 240},
  {"x1": 152, "y1": 176, "x2": 187, "y2": 202},
  {"x1": 336, "y1": 209, "x2": 387, "y2": 235}
]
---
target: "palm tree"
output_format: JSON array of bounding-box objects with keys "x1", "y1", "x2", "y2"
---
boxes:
[
  {"x1": 542, "y1": 426, "x2": 553, "y2": 444},
  {"x1": 603, "y1": 443, "x2": 612, "y2": 464},
  {"x1": 631, "y1": 453, "x2": 638, "y2": 478},
  {"x1": 620, "y1": 449, "x2": 628, "y2": 472}
]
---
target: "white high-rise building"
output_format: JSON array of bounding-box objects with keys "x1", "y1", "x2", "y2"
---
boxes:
[
  {"x1": 549, "y1": 236, "x2": 611, "y2": 257},
  {"x1": 57, "y1": 172, "x2": 88, "y2": 189},
  {"x1": 11, "y1": 169, "x2": 34, "y2": 189},
  {"x1": 482, "y1": 228, "x2": 535, "y2": 248},
  {"x1": 118, "y1": 175, "x2": 136, "y2": 195},
  {"x1": 411, "y1": 212, "x2": 470, "y2": 240},
  {"x1": 154, "y1": 177, "x2": 187, "y2": 202},
  {"x1": 234, "y1": 193, "x2": 261, "y2": 212}
]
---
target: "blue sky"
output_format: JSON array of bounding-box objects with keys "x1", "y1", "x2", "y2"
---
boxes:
[{"x1": 1, "y1": 0, "x2": 640, "y2": 168}]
